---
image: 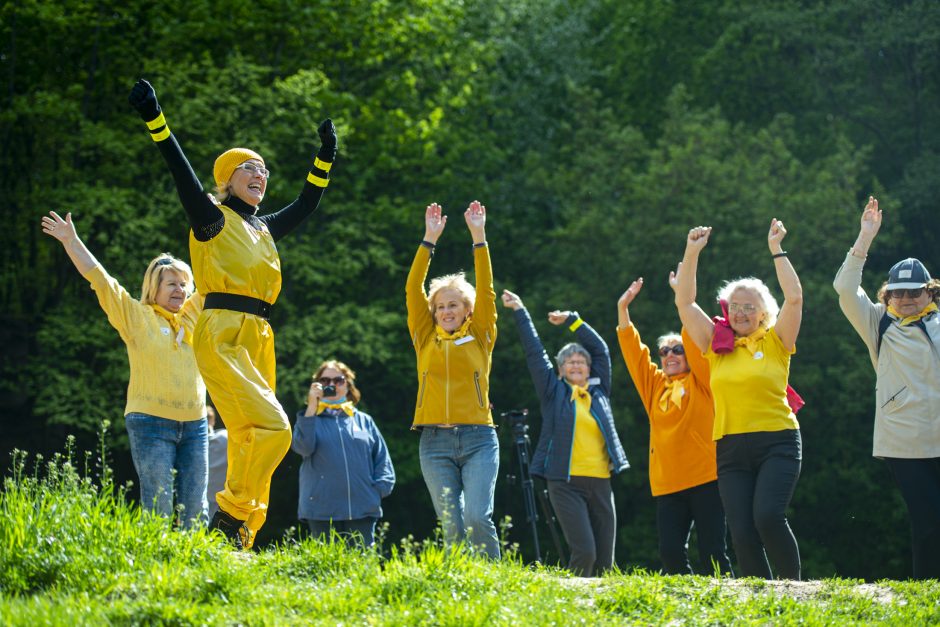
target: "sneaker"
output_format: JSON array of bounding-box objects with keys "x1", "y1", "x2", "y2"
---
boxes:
[{"x1": 209, "y1": 509, "x2": 248, "y2": 550}]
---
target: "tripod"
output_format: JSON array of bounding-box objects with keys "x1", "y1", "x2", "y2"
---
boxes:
[{"x1": 503, "y1": 409, "x2": 565, "y2": 565}]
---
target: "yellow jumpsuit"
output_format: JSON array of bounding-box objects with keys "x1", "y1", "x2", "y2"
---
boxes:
[{"x1": 190, "y1": 204, "x2": 289, "y2": 546}]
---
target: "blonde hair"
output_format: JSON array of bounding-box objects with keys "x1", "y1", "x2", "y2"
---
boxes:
[
  {"x1": 140, "y1": 254, "x2": 194, "y2": 306},
  {"x1": 312, "y1": 359, "x2": 362, "y2": 405},
  {"x1": 656, "y1": 333, "x2": 682, "y2": 350},
  {"x1": 427, "y1": 272, "x2": 475, "y2": 315},
  {"x1": 717, "y1": 277, "x2": 779, "y2": 329}
]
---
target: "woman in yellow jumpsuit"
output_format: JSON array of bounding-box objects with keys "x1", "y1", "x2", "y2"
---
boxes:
[{"x1": 129, "y1": 79, "x2": 337, "y2": 549}]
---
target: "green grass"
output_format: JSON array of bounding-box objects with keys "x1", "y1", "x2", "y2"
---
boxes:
[{"x1": 2, "y1": 439, "x2": 939, "y2": 626}]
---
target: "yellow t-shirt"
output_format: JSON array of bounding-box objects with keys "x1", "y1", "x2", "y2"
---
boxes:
[
  {"x1": 705, "y1": 327, "x2": 799, "y2": 439},
  {"x1": 569, "y1": 388, "x2": 611, "y2": 478},
  {"x1": 84, "y1": 265, "x2": 206, "y2": 421}
]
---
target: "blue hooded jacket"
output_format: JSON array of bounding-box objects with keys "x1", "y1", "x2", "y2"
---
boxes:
[
  {"x1": 512, "y1": 309, "x2": 630, "y2": 481},
  {"x1": 291, "y1": 406, "x2": 395, "y2": 521}
]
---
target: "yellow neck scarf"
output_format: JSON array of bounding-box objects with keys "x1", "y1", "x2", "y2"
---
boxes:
[
  {"x1": 150, "y1": 304, "x2": 191, "y2": 347},
  {"x1": 435, "y1": 316, "x2": 473, "y2": 341},
  {"x1": 734, "y1": 326, "x2": 768, "y2": 355},
  {"x1": 888, "y1": 302, "x2": 938, "y2": 327},
  {"x1": 317, "y1": 400, "x2": 356, "y2": 416},
  {"x1": 658, "y1": 376, "x2": 686, "y2": 412},
  {"x1": 570, "y1": 383, "x2": 591, "y2": 408}
]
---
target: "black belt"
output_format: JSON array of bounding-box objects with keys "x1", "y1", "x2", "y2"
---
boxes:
[{"x1": 204, "y1": 293, "x2": 273, "y2": 320}]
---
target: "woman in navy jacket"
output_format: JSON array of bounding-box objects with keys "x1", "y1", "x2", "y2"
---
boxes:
[
  {"x1": 502, "y1": 290, "x2": 629, "y2": 576},
  {"x1": 291, "y1": 360, "x2": 395, "y2": 547}
]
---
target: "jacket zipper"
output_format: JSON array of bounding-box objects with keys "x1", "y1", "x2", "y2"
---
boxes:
[
  {"x1": 881, "y1": 385, "x2": 908, "y2": 409},
  {"x1": 474, "y1": 371, "x2": 484, "y2": 407},
  {"x1": 418, "y1": 372, "x2": 427, "y2": 408},
  {"x1": 336, "y1": 417, "x2": 352, "y2": 520},
  {"x1": 567, "y1": 398, "x2": 576, "y2": 481},
  {"x1": 444, "y1": 340, "x2": 450, "y2": 424}
]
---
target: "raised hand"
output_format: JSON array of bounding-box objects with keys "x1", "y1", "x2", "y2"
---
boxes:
[
  {"x1": 128, "y1": 78, "x2": 161, "y2": 121},
  {"x1": 424, "y1": 203, "x2": 447, "y2": 244},
  {"x1": 668, "y1": 261, "x2": 683, "y2": 293},
  {"x1": 859, "y1": 196, "x2": 882, "y2": 240},
  {"x1": 317, "y1": 118, "x2": 338, "y2": 161},
  {"x1": 501, "y1": 289, "x2": 524, "y2": 311},
  {"x1": 464, "y1": 200, "x2": 486, "y2": 242},
  {"x1": 618, "y1": 278, "x2": 644, "y2": 311},
  {"x1": 41, "y1": 211, "x2": 79, "y2": 244},
  {"x1": 547, "y1": 310, "x2": 571, "y2": 326},
  {"x1": 768, "y1": 218, "x2": 787, "y2": 254},
  {"x1": 686, "y1": 226, "x2": 712, "y2": 254}
]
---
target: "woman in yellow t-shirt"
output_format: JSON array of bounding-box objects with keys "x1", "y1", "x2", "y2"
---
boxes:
[
  {"x1": 42, "y1": 211, "x2": 207, "y2": 528},
  {"x1": 672, "y1": 221, "x2": 803, "y2": 580}
]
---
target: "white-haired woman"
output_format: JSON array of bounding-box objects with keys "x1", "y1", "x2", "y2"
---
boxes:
[
  {"x1": 502, "y1": 290, "x2": 629, "y2": 576},
  {"x1": 406, "y1": 201, "x2": 500, "y2": 559},
  {"x1": 128, "y1": 79, "x2": 337, "y2": 548},
  {"x1": 41, "y1": 211, "x2": 207, "y2": 527},
  {"x1": 672, "y1": 221, "x2": 803, "y2": 580},
  {"x1": 834, "y1": 196, "x2": 940, "y2": 579}
]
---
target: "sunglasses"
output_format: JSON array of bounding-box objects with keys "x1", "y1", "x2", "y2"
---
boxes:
[
  {"x1": 317, "y1": 376, "x2": 347, "y2": 386},
  {"x1": 888, "y1": 287, "x2": 925, "y2": 300},
  {"x1": 658, "y1": 345, "x2": 685, "y2": 357}
]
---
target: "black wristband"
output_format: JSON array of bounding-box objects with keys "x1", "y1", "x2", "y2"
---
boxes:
[
  {"x1": 473, "y1": 241, "x2": 488, "y2": 249},
  {"x1": 772, "y1": 251, "x2": 788, "y2": 258},
  {"x1": 420, "y1": 240, "x2": 436, "y2": 250}
]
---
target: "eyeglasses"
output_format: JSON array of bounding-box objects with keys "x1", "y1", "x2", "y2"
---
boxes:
[
  {"x1": 235, "y1": 163, "x2": 270, "y2": 179},
  {"x1": 658, "y1": 345, "x2": 685, "y2": 357},
  {"x1": 728, "y1": 303, "x2": 758, "y2": 315},
  {"x1": 317, "y1": 376, "x2": 347, "y2": 386},
  {"x1": 888, "y1": 287, "x2": 925, "y2": 300}
]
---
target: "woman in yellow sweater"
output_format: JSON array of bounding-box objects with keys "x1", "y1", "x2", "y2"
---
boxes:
[
  {"x1": 405, "y1": 201, "x2": 500, "y2": 559},
  {"x1": 617, "y1": 277, "x2": 731, "y2": 575},
  {"x1": 672, "y1": 221, "x2": 803, "y2": 580},
  {"x1": 41, "y1": 210, "x2": 207, "y2": 527}
]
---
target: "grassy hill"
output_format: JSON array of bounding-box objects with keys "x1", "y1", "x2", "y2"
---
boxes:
[{"x1": 2, "y1": 442, "x2": 938, "y2": 626}]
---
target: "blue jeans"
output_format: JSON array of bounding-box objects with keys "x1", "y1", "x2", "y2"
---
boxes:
[
  {"x1": 419, "y1": 425, "x2": 500, "y2": 559},
  {"x1": 125, "y1": 413, "x2": 208, "y2": 528}
]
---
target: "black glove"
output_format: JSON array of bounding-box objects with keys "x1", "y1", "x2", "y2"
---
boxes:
[
  {"x1": 316, "y1": 118, "x2": 338, "y2": 162},
  {"x1": 128, "y1": 79, "x2": 161, "y2": 122}
]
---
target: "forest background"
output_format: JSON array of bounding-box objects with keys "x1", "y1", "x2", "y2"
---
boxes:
[{"x1": 2, "y1": 0, "x2": 938, "y2": 581}]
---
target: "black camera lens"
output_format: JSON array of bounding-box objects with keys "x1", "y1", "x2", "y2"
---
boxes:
[{"x1": 323, "y1": 384, "x2": 337, "y2": 396}]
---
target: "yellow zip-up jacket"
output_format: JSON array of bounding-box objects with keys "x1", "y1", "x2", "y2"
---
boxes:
[{"x1": 406, "y1": 244, "x2": 497, "y2": 427}]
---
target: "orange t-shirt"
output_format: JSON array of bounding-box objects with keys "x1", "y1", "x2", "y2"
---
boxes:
[{"x1": 618, "y1": 325, "x2": 717, "y2": 496}]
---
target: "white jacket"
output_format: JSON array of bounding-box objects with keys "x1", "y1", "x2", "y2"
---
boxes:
[{"x1": 833, "y1": 252, "x2": 940, "y2": 458}]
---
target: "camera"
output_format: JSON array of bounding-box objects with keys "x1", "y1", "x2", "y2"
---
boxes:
[
  {"x1": 501, "y1": 409, "x2": 529, "y2": 438},
  {"x1": 322, "y1": 384, "x2": 337, "y2": 397}
]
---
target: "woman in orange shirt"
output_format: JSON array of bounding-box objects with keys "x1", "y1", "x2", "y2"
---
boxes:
[{"x1": 618, "y1": 277, "x2": 731, "y2": 575}]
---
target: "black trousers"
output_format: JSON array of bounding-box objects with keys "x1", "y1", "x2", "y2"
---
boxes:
[
  {"x1": 546, "y1": 476, "x2": 616, "y2": 577},
  {"x1": 305, "y1": 517, "x2": 377, "y2": 548},
  {"x1": 884, "y1": 457, "x2": 940, "y2": 580},
  {"x1": 717, "y1": 430, "x2": 801, "y2": 580},
  {"x1": 656, "y1": 480, "x2": 733, "y2": 576}
]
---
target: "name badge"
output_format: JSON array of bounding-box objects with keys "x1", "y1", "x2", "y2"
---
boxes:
[
  {"x1": 454, "y1": 335, "x2": 474, "y2": 346},
  {"x1": 753, "y1": 351, "x2": 764, "y2": 360},
  {"x1": 160, "y1": 327, "x2": 171, "y2": 336}
]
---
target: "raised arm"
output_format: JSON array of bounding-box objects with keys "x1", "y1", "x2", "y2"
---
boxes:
[
  {"x1": 549, "y1": 310, "x2": 611, "y2": 394},
  {"x1": 258, "y1": 119, "x2": 338, "y2": 242},
  {"x1": 466, "y1": 201, "x2": 497, "y2": 343},
  {"x1": 502, "y1": 290, "x2": 559, "y2": 401},
  {"x1": 671, "y1": 226, "x2": 715, "y2": 352},
  {"x1": 128, "y1": 79, "x2": 222, "y2": 238},
  {"x1": 406, "y1": 204, "x2": 445, "y2": 343},
  {"x1": 768, "y1": 218, "x2": 803, "y2": 351},
  {"x1": 833, "y1": 196, "x2": 882, "y2": 351},
  {"x1": 616, "y1": 278, "x2": 665, "y2": 412},
  {"x1": 41, "y1": 211, "x2": 99, "y2": 275}
]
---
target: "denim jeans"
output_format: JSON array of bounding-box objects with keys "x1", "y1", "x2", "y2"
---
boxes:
[
  {"x1": 125, "y1": 412, "x2": 209, "y2": 528},
  {"x1": 419, "y1": 425, "x2": 500, "y2": 559}
]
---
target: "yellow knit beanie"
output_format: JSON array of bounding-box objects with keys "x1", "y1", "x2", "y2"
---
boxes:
[{"x1": 213, "y1": 148, "x2": 265, "y2": 189}]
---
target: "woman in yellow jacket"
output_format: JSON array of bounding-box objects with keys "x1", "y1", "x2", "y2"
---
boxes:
[
  {"x1": 128, "y1": 79, "x2": 337, "y2": 549},
  {"x1": 41, "y1": 211, "x2": 207, "y2": 527},
  {"x1": 617, "y1": 277, "x2": 731, "y2": 575},
  {"x1": 406, "y1": 201, "x2": 500, "y2": 559}
]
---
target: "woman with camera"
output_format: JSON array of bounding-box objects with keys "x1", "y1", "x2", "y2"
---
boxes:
[
  {"x1": 501, "y1": 290, "x2": 629, "y2": 576},
  {"x1": 291, "y1": 360, "x2": 395, "y2": 548},
  {"x1": 406, "y1": 201, "x2": 501, "y2": 559},
  {"x1": 834, "y1": 196, "x2": 940, "y2": 579}
]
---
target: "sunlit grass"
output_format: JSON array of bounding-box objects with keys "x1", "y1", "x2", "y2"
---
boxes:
[{"x1": 2, "y1": 433, "x2": 939, "y2": 625}]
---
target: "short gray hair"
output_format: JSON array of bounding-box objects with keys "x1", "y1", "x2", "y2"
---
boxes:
[
  {"x1": 555, "y1": 343, "x2": 591, "y2": 370},
  {"x1": 717, "y1": 277, "x2": 780, "y2": 329}
]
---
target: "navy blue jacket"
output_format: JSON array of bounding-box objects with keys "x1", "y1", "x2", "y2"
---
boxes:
[
  {"x1": 512, "y1": 309, "x2": 630, "y2": 481},
  {"x1": 291, "y1": 407, "x2": 395, "y2": 521}
]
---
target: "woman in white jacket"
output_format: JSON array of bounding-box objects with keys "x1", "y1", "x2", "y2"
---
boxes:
[{"x1": 833, "y1": 196, "x2": 940, "y2": 580}]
